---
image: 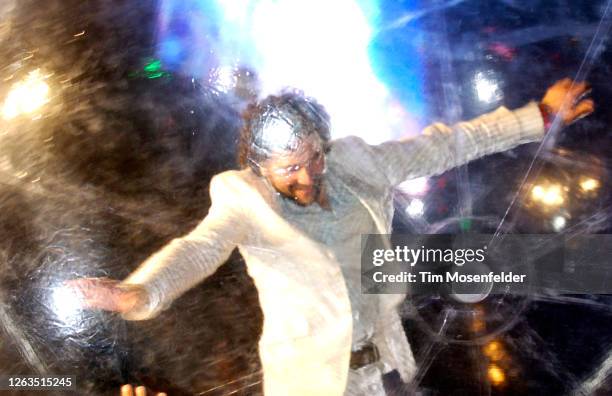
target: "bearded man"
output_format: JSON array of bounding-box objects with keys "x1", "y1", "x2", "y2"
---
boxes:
[{"x1": 69, "y1": 79, "x2": 593, "y2": 395}]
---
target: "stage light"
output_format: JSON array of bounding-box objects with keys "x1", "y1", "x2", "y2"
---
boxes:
[
  {"x1": 552, "y1": 215, "x2": 566, "y2": 231},
  {"x1": 2, "y1": 70, "x2": 50, "y2": 120},
  {"x1": 530, "y1": 183, "x2": 565, "y2": 207},
  {"x1": 143, "y1": 59, "x2": 168, "y2": 79},
  {"x1": 531, "y1": 185, "x2": 545, "y2": 200},
  {"x1": 483, "y1": 341, "x2": 504, "y2": 361},
  {"x1": 487, "y1": 363, "x2": 506, "y2": 385},
  {"x1": 156, "y1": 0, "x2": 425, "y2": 143},
  {"x1": 542, "y1": 185, "x2": 564, "y2": 206},
  {"x1": 405, "y1": 198, "x2": 424, "y2": 217},
  {"x1": 579, "y1": 177, "x2": 599, "y2": 192}
]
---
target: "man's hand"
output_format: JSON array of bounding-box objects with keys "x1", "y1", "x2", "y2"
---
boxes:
[
  {"x1": 120, "y1": 384, "x2": 167, "y2": 396},
  {"x1": 64, "y1": 278, "x2": 146, "y2": 313},
  {"x1": 541, "y1": 78, "x2": 595, "y2": 126}
]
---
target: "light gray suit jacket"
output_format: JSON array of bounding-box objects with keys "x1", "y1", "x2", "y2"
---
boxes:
[{"x1": 120, "y1": 102, "x2": 545, "y2": 395}]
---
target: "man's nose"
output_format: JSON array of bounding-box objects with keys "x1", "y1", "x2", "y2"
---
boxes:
[{"x1": 296, "y1": 167, "x2": 313, "y2": 186}]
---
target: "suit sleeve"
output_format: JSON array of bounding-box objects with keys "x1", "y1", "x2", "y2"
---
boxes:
[
  {"x1": 119, "y1": 173, "x2": 247, "y2": 320},
  {"x1": 370, "y1": 102, "x2": 545, "y2": 186}
]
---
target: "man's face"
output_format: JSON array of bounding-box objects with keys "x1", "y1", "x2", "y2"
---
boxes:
[{"x1": 262, "y1": 134, "x2": 326, "y2": 206}]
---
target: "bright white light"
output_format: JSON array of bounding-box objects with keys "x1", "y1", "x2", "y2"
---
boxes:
[
  {"x1": 217, "y1": 0, "x2": 251, "y2": 23},
  {"x1": 398, "y1": 177, "x2": 428, "y2": 196},
  {"x1": 406, "y1": 198, "x2": 424, "y2": 217},
  {"x1": 51, "y1": 286, "x2": 82, "y2": 324},
  {"x1": 474, "y1": 72, "x2": 501, "y2": 103},
  {"x1": 2, "y1": 70, "x2": 50, "y2": 120},
  {"x1": 552, "y1": 215, "x2": 566, "y2": 231},
  {"x1": 531, "y1": 185, "x2": 545, "y2": 200},
  {"x1": 580, "y1": 178, "x2": 599, "y2": 192},
  {"x1": 215, "y1": 0, "x2": 406, "y2": 143},
  {"x1": 542, "y1": 185, "x2": 564, "y2": 206},
  {"x1": 531, "y1": 183, "x2": 564, "y2": 207},
  {"x1": 212, "y1": 66, "x2": 237, "y2": 92}
]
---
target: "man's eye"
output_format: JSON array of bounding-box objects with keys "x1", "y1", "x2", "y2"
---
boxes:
[{"x1": 275, "y1": 165, "x2": 299, "y2": 175}]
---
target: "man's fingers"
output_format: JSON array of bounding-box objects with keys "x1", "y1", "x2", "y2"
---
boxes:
[
  {"x1": 121, "y1": 384, "x2": 134, "y2": 396},
  {"x1": 572, "y1": 99, "x2": 595, "y2": 122},
  {"x1": 120, "y1": 384, "x2": 166, "y2": 396},
  {"x1": 570, "y1": 81, "x2": 590, "y2": 98},
  {"x1": 575, "y1": 87, "x2": 592, "y2": 104},
  {"x1": 559, "y1": 77, "x2": 572, "y2": 88}
]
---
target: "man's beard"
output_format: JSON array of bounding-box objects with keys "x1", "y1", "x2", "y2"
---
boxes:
[{"x1": 286, "y1": 177, "x2": 323, "y2": 206}]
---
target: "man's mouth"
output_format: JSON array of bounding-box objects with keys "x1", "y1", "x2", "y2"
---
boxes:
[{"x1": 291, "y1": 181, "x2": 320, "y2": 196}]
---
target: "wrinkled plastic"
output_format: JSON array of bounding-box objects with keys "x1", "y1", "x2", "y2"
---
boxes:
[{"x1": 241, "y1": 93, "x2": 331, "y2": 173}]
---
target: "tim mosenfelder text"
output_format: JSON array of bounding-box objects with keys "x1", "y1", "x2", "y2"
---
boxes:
[{"x1": 369, "y1": 245, "x2": 527, "y2": 285}]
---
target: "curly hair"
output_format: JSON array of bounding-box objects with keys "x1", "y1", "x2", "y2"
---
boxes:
[{"x1": 238, "y1": 91, "x2": 331, "y2": 174}]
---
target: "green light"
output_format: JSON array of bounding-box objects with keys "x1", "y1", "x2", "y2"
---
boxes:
[
  {"x1": 144, "y1": 60, "x2": 162, "y2": 73},
  {"x1": 141, "y1": 59, "x2": 168, "y2": 79},
  {"x1": 459, "y1": 218, "x2": 472, "y2": 231}
]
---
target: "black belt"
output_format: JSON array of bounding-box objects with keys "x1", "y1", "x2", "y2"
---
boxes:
[{"x1": 350, "y1": 342, "x2": 380, "y2": 370}]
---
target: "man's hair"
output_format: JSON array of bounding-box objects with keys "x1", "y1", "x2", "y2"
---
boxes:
[{"x1": 238, "y1": 91, "x2": 331, "y2": 174}]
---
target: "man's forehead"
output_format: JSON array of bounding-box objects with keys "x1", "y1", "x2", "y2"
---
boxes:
[
  {"x1": 267, "y1": 134, "x2": 323, "y2": 165},
  {"x1": 256, "y1": 116, "x2": 301, "y2": 152}
]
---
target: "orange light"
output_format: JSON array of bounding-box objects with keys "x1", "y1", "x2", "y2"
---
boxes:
[
  {"x1": 530, "y1": 183, "x2": 564, "y2": 207},
  {"x1": 487, "y1": 364, "x2": 506, "y2": 385},
  {"x1": 542, "y1": 185, "x2": 564, "y2": 206},
  {"x1": 483, "y1": 341, "x2": 504, "y2": 361},
  {"x1": 471, "y1": 305, "x2": 485, "y2": 332}
]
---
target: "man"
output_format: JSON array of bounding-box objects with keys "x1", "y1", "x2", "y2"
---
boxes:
[{"x1": 69, "y1": 78, "x2": 593, "y2": 395}]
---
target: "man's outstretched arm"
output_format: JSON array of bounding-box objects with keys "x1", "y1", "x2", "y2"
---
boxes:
[
  {"x1": 67, "y1": 173, "x2": 247, "y2": 320},
  {"x1": 370, "y1": 79, "x2": 594, "y2": 186}
]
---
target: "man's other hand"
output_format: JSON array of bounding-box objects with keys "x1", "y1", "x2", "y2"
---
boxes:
[
  {"x1": 65, "y1": 278, "x2": 145, "y2": 313},
  {"x1": 541, "y1": 78, "x2": 595, "y2": 126}
]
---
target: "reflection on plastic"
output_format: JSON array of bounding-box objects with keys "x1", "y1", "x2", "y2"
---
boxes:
[{"x1": 2, "y1": 70, "x2": 50, "y2": 120}]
